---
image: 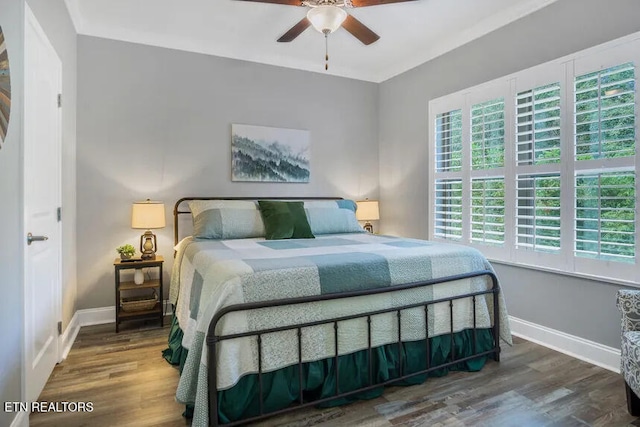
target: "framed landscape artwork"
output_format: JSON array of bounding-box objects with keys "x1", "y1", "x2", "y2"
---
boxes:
[
  {"x1": 232, "y1": 124, "x2": 310, "y2": 183},
  {"x1": 0, "y1": 26, "x2": 11, "y2": 148}
]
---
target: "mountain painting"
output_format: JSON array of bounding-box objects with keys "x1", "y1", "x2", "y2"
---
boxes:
[{"x1": 232, "y1": 124, "x2": 310, "y2": 183}]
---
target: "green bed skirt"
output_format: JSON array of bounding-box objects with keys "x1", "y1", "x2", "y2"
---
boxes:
[
  {"x1": 162, "y1": 314, "x2": 188, "y2": 370},
  {"x1": 163, "y1": 315, "x2": 495, "y2": 424}
]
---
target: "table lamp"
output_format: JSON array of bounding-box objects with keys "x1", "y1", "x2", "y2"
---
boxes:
[
  {"x1": 356, "y1": 200, "x2": 380, "y2": 233},
  {"x1": 131, "y1": 199, "x2": 166, "y2": 260}
]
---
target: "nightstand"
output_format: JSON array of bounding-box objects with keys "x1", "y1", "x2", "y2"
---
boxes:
[{"x1": 113, "y1": 256, "x2": 164, "y2": 333}]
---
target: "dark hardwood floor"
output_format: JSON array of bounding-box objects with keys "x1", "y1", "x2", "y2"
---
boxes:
[{"x1": 31, "y1": 319, "x2": 638, "y2": 426}]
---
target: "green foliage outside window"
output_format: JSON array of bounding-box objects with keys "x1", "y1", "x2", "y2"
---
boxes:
[
  {"x1": 471, "y1": 178, "x2": 505, "y2": 245},
  {"x1": 575, "y1": 63, "x2": 635, "y2": 160},
  {"x1": 576, "y1": 172, "x2": 635, "y2": 262},
  {"x1": 472, "y1": 99, "x2": 505, "y2": 170}
]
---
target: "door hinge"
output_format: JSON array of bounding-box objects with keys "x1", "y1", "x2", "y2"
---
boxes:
[
  {"x1": 57, "y1": 321, "x2": 62, "y2": 336},
  {"x1": 57, "y1": 207, "x2": 62, "y2": 222},
  {"x1": 57, "y1": 93, "x2": 62, "y2": 108}
]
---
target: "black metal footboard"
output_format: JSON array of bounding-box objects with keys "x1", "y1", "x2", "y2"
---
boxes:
[{"x1": 205, "y1": 270, "x2": 501, "y2": 427}]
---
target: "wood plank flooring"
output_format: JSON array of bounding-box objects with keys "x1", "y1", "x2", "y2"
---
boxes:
[
  {"x1": 30, "y1": 319, "x2": 639, "y2": 426},
  {"x1": 30, "y1": 318, "x2": 188, "y2": 427}
]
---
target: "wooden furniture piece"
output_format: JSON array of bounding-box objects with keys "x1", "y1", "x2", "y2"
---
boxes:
[{"x1": 114, "y1": 256, "x2": 164, "y2": 333}]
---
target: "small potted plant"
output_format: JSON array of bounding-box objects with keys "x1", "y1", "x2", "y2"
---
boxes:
[{"x1": 116, "y1": 244, "x2": 136, "y2": 260}]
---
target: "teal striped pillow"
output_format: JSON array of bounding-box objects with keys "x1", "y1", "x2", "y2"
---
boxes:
[
  {"x1": 189, "y1": 200, "x2": 265, "y2": 239},
  {"x1": 304, "y1": 200, "x2": 365, "y2": 235}
]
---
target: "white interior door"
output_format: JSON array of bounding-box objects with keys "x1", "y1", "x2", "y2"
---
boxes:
[{"x1": 23, "y1": 4, "x2": 62, "y2": 404}]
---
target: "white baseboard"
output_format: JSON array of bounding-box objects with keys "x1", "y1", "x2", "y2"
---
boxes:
[
  {"x1": 76, "y1": 305, "x2": 115, "y2": 327},
  {"x1": 56, "y1": 301, "x2": 172, "y2": 360},
  {"x1": 76, "y1": 300, "x2": 172, "y2": 327},
  {"x1": 509, "y1": 316, "x2": 620, "y2": 373},
  {"x1": 60, "y1": 311, "x2": 80, "y2": 360},
  {"x1": 10, "y1": 411, "x2": 28, "y2": 427}
]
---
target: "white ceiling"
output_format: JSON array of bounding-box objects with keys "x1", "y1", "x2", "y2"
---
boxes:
[{"x1": 64, "y1": 0, "x2": 557, "y2": 82}]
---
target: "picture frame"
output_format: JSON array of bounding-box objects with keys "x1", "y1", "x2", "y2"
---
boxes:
[{"x1": 231, "y1": 124, "x2": 310, "y2": 183}]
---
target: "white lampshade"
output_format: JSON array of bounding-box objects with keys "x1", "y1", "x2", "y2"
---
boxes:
[
  {"x1": 131, "y1": 200, "x2": 166, "y2": 229},
  {"x1": 307, "y1": 6, "x2": 347, "y2": 34},
  {"x1": 356, "y1": 200, "x2": 380, "y2": 221}
]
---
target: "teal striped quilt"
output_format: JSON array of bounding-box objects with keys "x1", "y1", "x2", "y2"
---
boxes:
[{"x1": 170, "y1": 233, "x2": 511, "y2": 427}]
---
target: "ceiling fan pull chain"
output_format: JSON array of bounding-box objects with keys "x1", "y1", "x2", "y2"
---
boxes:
[{"x1": 325, "y1": 32, "x2": 329, "y2": 70}]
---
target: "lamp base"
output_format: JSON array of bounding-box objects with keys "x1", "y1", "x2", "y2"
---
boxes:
[
  {"x1": 140, "y1": 231, "x2": 157, "y2": 260},
  {"x1": 363, "y1": 222, "x2": 374, "y2": 233},
  {"x1": 134, "y1": 269, "x2": 144, "y2": 285}
]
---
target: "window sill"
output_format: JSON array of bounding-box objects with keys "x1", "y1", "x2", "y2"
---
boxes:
[{"x1": 487, "y1": 258, "x2": 639, "y2": 289}]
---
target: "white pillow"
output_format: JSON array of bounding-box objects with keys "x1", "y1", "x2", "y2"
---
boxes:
[{"x1": 188, "y1": 200, "x2": 265, "y2": 239}]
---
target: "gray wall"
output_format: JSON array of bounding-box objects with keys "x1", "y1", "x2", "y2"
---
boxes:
[
  {"x1": 0, "y1": 0, "x2": 23, "y2": 424},
  {"x1": 378, "y1": 0, "x2": 640, "y2": 349},
  {"x1": 77, "y1": 36, "x2": 380, "y2": 310},
  {"x1": 27, "y1": 0, "x2": 78, "y2": 330}
]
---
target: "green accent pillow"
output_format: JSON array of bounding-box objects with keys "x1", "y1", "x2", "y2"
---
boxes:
[{"x1": 258, "y1": 201, "x2": 315, "y2": 240}]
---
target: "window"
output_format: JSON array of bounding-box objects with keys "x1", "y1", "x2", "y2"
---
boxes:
[
  {"x1": 574, "y1": 63, "x2": 636, "y2": 265},
  {"x1": 575, "y1": 62, "x2": 635, "y2": 160},
  {"x1": 575, "y1": 172, "x2": 635, "y2": 262},
  {"x1": 516, "y1": 174, "x2": 561, "y2": 252},
  {"x1": 434, "y1": 179, "x2": 463, "y2": 240},
  {"x1": 469, "y1": 97, "x2": 505, "y2": 245},
  {"x1": 429, "y1": 35, "x2": 640, "y2": 283},
  {"x1": 471, "y1": 98, "x2": 505, "y2": 170},
  {"x1": 434, "y1": 110, "x2": 463, "y2": 240},
  {"x1": 516, "y1": 83, "x2": 561, "y2": 165},
  {"x1": 435, "y1": 110, "x2": 462, "y2": 172},
  {"x1": 515, "y1": 82, "x2": 562, "y2": 255},
  {"x1": 471, "y1": 177, "x2": 505, "y2": 245}
]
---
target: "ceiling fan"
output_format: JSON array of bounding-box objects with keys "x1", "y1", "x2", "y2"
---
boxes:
[{"x1": 237, "y1": 0, "x2": 417, "y2": 69}]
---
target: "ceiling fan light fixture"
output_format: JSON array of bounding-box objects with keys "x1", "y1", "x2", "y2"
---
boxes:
[{"x1": 307, "y1": 5, "x2": 347, "y2": 34}]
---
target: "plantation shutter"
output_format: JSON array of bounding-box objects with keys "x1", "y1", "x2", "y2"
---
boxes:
[
  {"x1": 434, "y1": 179, "x2": 463, "y2": 240},
  {"x1": 429, "y1": 39, "x2": 640, "y2": 282},
  {"x1": 575, "y1": 172, "x2": 636, "y2": 262},
  {"x1": 471, "y1": 98, "x2": 505, "y2": 170},
  {"x1": 516, "y1": 174, "x2": 561, "y2": 252},
  {"x1": 514, "y1": 81, "x2": 562, "y2": 255},
  {"x1": 434, "y1": 109, "x2": 463, "y2": 241},
  {"x1": 575, "y1": 62, "x2": 635, "y2": 160},
  {"x1": 435, "y1": 110, "x2": 462, "y2": 172},
  {"x1": 516, "y1": 83, "x2": 561, "y2": 165},
  {"x1": 471, "y1": 178, "x2": 505, "y2": 245},
  {"x1": 574, "y1": 62, "x2": 637, "y2": 265},
  {"x1": 469, "y1": 97, "x2": 505, "y2": 246}
]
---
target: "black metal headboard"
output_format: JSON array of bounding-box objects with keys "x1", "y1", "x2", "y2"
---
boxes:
[{"x1": 173, "y1": 196, "x2": 344, "y2": 246}]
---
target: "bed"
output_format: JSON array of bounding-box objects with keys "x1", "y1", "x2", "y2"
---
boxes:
[{"x1": 168, "y1": 197, "x2": 512, "y2": 427}]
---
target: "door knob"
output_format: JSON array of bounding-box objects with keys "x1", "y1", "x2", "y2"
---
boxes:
[{"x1": 27, "y1": 233, "x2": 49, "y2": 245}]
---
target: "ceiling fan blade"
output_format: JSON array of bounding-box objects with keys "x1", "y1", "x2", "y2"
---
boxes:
[
  {"x1": 277, "y1": 18, "x2": 311, "y2": 42},
  {"x1": 351, "y1": 0, "x2": 417, "y2": 6},
  {"x1": 342, "y1": 15, "x2": 380, "y2": 45},
  {"x1": 236, "y1": 0, "x2": 303, "y2": 4}
]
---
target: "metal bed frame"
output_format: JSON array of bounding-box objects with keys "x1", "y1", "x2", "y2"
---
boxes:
[{"x1": 173, "y1": 197, "x2": 502, "y2": 427}]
